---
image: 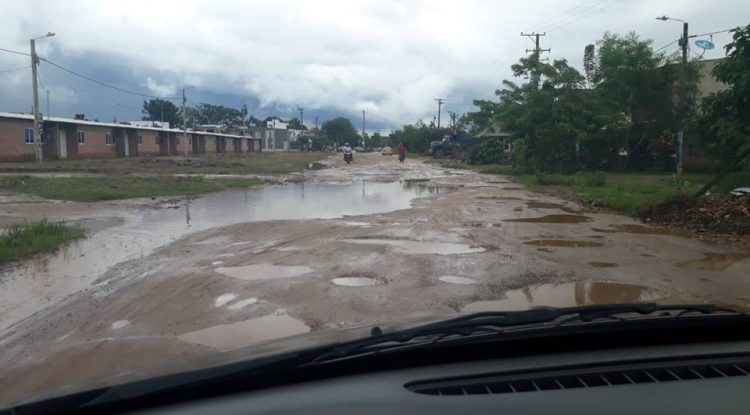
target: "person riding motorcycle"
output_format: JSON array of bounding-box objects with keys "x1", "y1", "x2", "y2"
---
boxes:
[
  {"x1": 343, "y1": 143, "x2": 353, "y2": 164},
  {"x1": 398, "y1": 142, "x2": 407, "y2": 163}
]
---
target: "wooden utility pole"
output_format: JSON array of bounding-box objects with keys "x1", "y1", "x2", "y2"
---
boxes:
[{"x1": 435, "y1": 98, "x2": 445, "y2": 129}]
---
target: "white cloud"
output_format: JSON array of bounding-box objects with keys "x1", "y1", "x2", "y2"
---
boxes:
[
  {"x1": 145, "y1": 77, "x2": 176, "y2": 98},
  {"x1": 2, "y1": 0, "x2": 748, "y2": 126}
]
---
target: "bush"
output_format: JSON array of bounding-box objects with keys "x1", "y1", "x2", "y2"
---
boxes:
[
  {"x1": 512, "y1": 138, "x2": 535, "y2": 174},
  {"x1": 534, "y1": 173, "x2": 575, "y2": 186},
  {"x1": 582, "y1": 171, "x2": 607, "y2": 187},
  {"x1": 470, "y1": 137, "x2": 511, "y2": 164}
]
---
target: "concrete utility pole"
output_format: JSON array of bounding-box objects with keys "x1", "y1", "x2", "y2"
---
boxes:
[
  {"x1": 362, "y1": 110, "x2": 366, "y2": 147},
  {"x1": 435, "y1": 98, "x2": 446, "y2": 129},
  {"x1": 298, "y1": 107, "x2": 304, "y2": 128},
  {"x1": 182, "y1": 88, "x2": 188, "y2": 156},
  {"x1": 45, "y1": 89, "x2": 50, "y2": 120},
  {"x1": 314, "y1": 116, "x2": 319, "y2": 130},
  {"x1": 521, "y1": 32, "x2": 550, "y2": 88},
  {"x1": 657, "y1": 16, "x2": 689, "y2": 171},
  {"x1": 30, "y1": 32, "x2": 55, "y2": 163}
]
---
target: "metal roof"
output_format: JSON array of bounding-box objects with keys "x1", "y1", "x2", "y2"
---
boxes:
[{"x1": 0, "y1": 112, "x2": 260, "y2": 140}]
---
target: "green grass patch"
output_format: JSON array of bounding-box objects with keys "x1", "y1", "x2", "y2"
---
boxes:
[
  {"x1": 471, "y1": 164, "x2": 514, "y2": 175},
  {"x1": 0, "y1": 152, "x2": 328, "y2": 175},
  {"x1": 0, "y1": 220, "x2": 85, "y2": 265},
  {"x1": 518, "y1": 172, "x2": 715, "y2": 214},
  {"x1": 0, "y1": 176, "x2": 263, "y2": 202}
]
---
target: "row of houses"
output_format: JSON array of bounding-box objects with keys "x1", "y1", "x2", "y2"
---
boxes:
[{"x1": 0, "y1": 112, "x2": 275, "y2": 162}]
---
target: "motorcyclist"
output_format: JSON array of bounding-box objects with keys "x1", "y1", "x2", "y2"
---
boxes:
[
  {"x1": 343, "y1": 142, "x2": 353, "y2": 163},
  {"x1": 398, "y1": 142, "x2": 407, "y2": 163}
]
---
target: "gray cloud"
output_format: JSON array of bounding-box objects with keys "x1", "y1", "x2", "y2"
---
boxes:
[{"x1": 1, "y1": 0, "x2": 747, "y2": 129}]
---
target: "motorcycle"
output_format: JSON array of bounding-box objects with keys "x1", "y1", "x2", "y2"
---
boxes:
[{"x1": 344, "y1": 150, "x2": 353, "y2": 164}]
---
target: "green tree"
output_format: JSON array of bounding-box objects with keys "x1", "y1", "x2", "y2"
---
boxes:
[
  {"x1": 321, "y1": 117, "x2": 359, "y2": 146},
  {"x1": 286, "y1": 117, "x2": 306, "y2": 130},
  {"x1": 142, "y1": 99, "x2": 179, "y2": 126},
  {"x1": 195, "y1": 104, "x2": 244, "y2": 125},
  {"x1": 694, "y1": 23, "x2": 750, "y2": 195}
]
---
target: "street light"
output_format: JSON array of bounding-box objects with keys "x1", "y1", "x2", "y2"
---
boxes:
[
  {"x1": 30, "y1": 32, "x2": 55, "y2": 163},
  {"x1": 656, "y1": 15, "x2": 689, "y2": 171},
  {"x1": 181, "y1": 85, "x2": 195, "y2": 156}
]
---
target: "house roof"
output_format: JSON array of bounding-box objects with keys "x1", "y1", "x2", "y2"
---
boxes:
[{"x1": 0, "y1": 112, "x2": 260, "y2": 140}]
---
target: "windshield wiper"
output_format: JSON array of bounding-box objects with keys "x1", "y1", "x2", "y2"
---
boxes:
[{"x1": 308, "y1": 303, "x2": 740, "y2": 364}]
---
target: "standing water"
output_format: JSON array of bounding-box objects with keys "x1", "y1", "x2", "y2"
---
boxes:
[{"x1": 0, "y1": 181, "x2": 431, "y2": 332}]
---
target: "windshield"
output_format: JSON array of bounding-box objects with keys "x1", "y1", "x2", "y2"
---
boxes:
[{"x1": 1, "y1": 0, "x2": 749, "y2": 405}]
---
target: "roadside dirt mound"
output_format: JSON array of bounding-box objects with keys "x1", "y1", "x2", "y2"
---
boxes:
[{"x1": 642, "y1": 194, "x2": 750, "y2": 235}]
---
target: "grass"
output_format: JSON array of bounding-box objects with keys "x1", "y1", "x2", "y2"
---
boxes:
[
  {"x1": 516, "y1": 172, "x2": 715, "y2": 214},
  {"x1": 0, "y1": 152, "x2": 328, "y2": 175},
  {"x1": 471, "y1": 164, "x2": 514, "y2": 175},
  {"x1": 0, "y1": 176, "x2": 264, "y2": 202},
  {"x1": 0, "y1": 220, "x2": 85, "y2": 265}
]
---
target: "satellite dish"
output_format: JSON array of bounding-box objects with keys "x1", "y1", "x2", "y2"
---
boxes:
[{"x1": 695, "y1": 39, "x2": 715, "y2": 50}]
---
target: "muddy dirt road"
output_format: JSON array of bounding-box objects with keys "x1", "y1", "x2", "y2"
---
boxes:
[{"x1": 1, "y1": 153, "x2": 749, "y2": 402}]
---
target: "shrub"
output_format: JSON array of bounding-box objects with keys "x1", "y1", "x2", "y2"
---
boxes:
[{"x1": 583, "y1": 171, "x2": 607, "y2": 187}]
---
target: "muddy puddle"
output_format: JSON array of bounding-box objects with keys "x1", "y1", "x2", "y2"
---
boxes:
[
  {"x1": 462, "y1": 282, "x2": 659, "y2": 312},
  {"x1": 524, "y1": 240, "x2": 604, "y2": 248},
  {"x1": 526, "y1": 201, "x2": 580, "y2": 214},
  {"x1": 505, "y1": 214, "x2": 592, "y2": 224},
  {"x1": 343, "y1": 238, "x2": 485, "y2": 255},
  {"x1": 215, "y1": 264, "x2": 313, "y2": 281},
  {"x1": 589, "y1": 261, "x2": 619, "y2": 268},
  {"x1": 678, "y1": 252, "x2": 748, "y2": 271},
  {"x1": 593, "y1": 224, "x2": 690, "y2": 237},
  {"x1": 438, "y1": 276, "x2": 477, "y2": 285},
  {"x1": 332, "y1": 277, "x2": 382, "y2": 287},
  {"x1": 1, "y1": 181, "x2": 431, "y2": 331},
  {"x1": 178, "y1": 311, "x2": 310, "y2": 350}
]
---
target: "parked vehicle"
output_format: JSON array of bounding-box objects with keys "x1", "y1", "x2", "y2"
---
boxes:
[
  {"x1": 430, "y1": 134, "x2": 478, "y2": 159},
  {"x1": 381, "y1": 146, "x2": 393, "y2": 156}
]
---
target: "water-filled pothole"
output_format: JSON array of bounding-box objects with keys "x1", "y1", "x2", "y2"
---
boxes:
[
  {"x1": 678, "y1": 252, "x2": 748, "y2": 271},
  {"x1": 589, "y1": 261, "x2": 619, "y2": 268},
  {"x1": 505, "y1": 214, "x2": 592, "y2": 224},
  {"x1": 332, "y1": 277, "x2": 382, "y2": 287},
  {"x1": 215, "y1": 264, "x2": 313, "y2": 281},
  {"x1": 343, "y1": 238, "x2": 485, "y2": 255},
  {"x1": 178, "y1": 312, "x2": 310, "y2": 349},
  {"x1": 524, "y1": 240, "x2": 604, "y2": 248},
  {"x1": 526, "y1": 201, "x2": 580, "y2": 214},
  {"x1": 461, "y1": 282, "x2": 659, "y2": 312},
  {"x1": 438, "y1": 276, "x2": 477, "y2": 285}
]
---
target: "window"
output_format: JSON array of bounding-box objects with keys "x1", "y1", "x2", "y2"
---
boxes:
[
  {"x1": 105, "y1": 133, "x2": 115, "y2": 145},
  {"x1": 24, "y1": 128, "x2": 34, "y2": 144},
  {"x1": 156, "y1": 136, "x2": 162, "y2": 145},
  {"x1": 137, "y1": 135, "x2": 143, "y2": 145},
  {"x1": 77, "y1": 131, "x2": 85, "y2": 145}
]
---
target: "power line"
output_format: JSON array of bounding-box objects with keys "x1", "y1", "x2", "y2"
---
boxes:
[
  {"x1": 39, "y1": 57, "x2": 179, "y2": 100},
  {"x1": 0, "y1": 47, "x2": 30, "y2": 57},
  {"x1": 690, "y1": 26, "x2": 748, "y2": 38},
  {"x1": 655, "y1": 39, "x2": 679, "y2": 53},
  {"x1": 546, "y1": 0, "x2": 619, "y2": 32},
  {"x1": 0, "y1": 65, "x2": 30, "y2": 74}
]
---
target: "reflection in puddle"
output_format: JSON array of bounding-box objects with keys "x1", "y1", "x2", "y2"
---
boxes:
[
  {"x1": 214, "y1": 293, "x2": 238, "y2": 307},
  {"x1": 592, "y1": 224, "x2": 690, "y2": 237},
  {"x1": 343, "y1": 238, "x2": 485, "y2": 255},
  {"x1": 462, "y1": 282, "x2": 659, "y2": 312},
  {"x1": 227, "y1": 298, "x2": 258, "y2": 310},
  {"x1": 178, "y1": 312, "x2": 310, "y2": 350},
  {"x1": 215, "y1": 264, "x2": 312, "y2": 281},
  {"x1": 505, "y1": 214, "x2": 592, "y2": 224},
  {"x1": 111, "y1": 320, "x2": 130, "y2": 330},
  {"x1": 275, "y1": 246, "x2": 301, "y2": 252},
  {"x1": 332, "y1": 277, "x2": 382, "y2": 287},
  {"x1": 589, "y1": 261, "x2": 619, "y2": 268},
  {"x1": 526, "y1": 201, "x2": 580, "y2": 214},
  {"x1": 344, "y1": 222, "x2": 372, "y2": 227},
  {"x1": 524, "y1": 240, "x2": 604, "y2": 248},
  {"x1": 1, "y1": 181, "x2": 428, "y2": 332},
  {"x1": 678, "y1": 252, "x2": 748, "y2": 271},
  {"x1": 438, "y1": 276, "x2": 477, "y2": 285}
]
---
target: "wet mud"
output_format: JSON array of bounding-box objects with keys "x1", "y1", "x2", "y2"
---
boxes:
[
  {"x1": 524, "y1": 240, "x2": 605, "y2": 248},
  {"x1": 505, "y1": 214, "x2": 592, "y2": 224},
  {"x1": 678, "y1": 252, "x2": 749, "y2": 271}
]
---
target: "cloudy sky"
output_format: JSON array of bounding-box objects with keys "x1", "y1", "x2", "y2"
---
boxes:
[{"x1": 1, "y1": 0, "x2": 747, "y2": 132}]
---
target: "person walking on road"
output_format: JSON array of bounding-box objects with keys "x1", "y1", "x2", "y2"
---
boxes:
[{"x1": 398, "y1": 142, "x2": 407, "y2": 163}]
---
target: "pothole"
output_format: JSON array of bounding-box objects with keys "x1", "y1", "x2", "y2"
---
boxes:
[
  {"x1": 342, "y1": 239, "x2": 485, "y2": 255},
  {"x1": 526, "y1": 201, "x2": 580, "y2": 214},
  {"x1": 215, "y1": 264, "x2": 313, "y2": 281},
  {"x1": 524, "y1": 240, "x2": 604, "y2": 248},
  {"x1": 332, "y1": 277, "x2": 382, "y2": 287},
  {"x1": 678, "y1": 252, "x2": 748, "y2": 271},
  {"x1": 214, "y1": 293, "x2": 238, "y2": 307},
  {"x1": 505, "y1": 214, "x2": 592, "y2": 224},
  {"x1": 461, "y1": 282, "x2": 660, "y2": 312},
  {"x1": 111, "y1": 320, "x2": 130, "y2": 330},
  {"x1": 589, "y1": 261, "x2": 619, "y2": 268},
  {"x1": 343, "y1": 222, "x2": 372, "y2": 227},
  {"x1": 438, "y1": 276, "x2": 477, "y2": 285},
  {"x1": 178, "y1": 311, "x2": 310, "y2": 350},
  {"x1": 227, "y1": 298, "x2": 258, "y2": 310}
]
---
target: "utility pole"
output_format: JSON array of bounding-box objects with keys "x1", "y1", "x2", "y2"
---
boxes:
[
  {"x1": 182, "y1": 88, "x2": 188, "y2": 157},
  {"x1": 298, "y1": 107, "x2": 304, "y2": 128},
  {"x1": 521, "y1": 32, "x2": 550, "y2": 88},
  {"x1": 45, "y1": 89, "x2": 50, "y2": 120},
  {"x1": 435, "y1": 98, "x2": 446, "y2": 129},
  {"x1": 362, "y1": 110, "x2": 366, "y2": 147},
  {"x1": 656, "y1": 16, "x2": 689, "y2": 171},
  {"x1": 314, "y1": 116, "x2": 318, "y2": 130},
  {"x1": 30, "y1": 39, "x2": 42, "y2": 162}
]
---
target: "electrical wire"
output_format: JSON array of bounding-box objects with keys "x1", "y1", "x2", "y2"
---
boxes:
[
  {"x1": 0, "y1": 47, "x2": 30, "y2": 57},
  {"x1": 546, "y1": 0, "x2": 619, "y2": 32},
  {"x1": 39, "y1": 57, "x2": 179, "y2": 100},
  {"x1": 0, "y1": 65, "x2": 30, "y2": 74},
  {"x1": 654, "y1": 39, "x2": 679, "y2": 53}
]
